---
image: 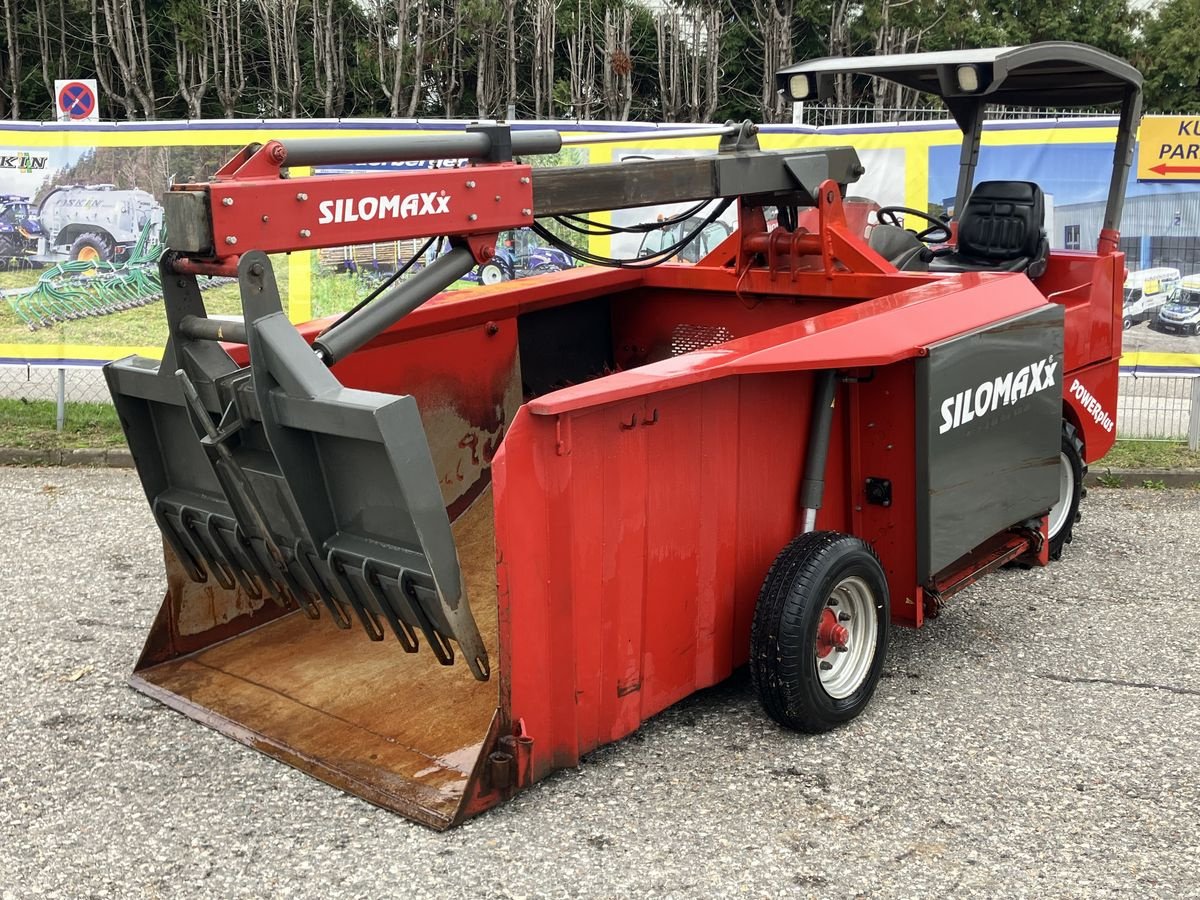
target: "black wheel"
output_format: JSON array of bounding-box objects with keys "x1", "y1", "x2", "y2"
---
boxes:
[
  {"x1": 1047, "y1": 421, "x2": 1086, "y2": 560},
  {"x1": 1122, "y1": 315, "x2": 1134, "y2": 330},
  {"x1": 69, "y1": 232, "x2": 114, "y2": 263},
  {"x1": 750, "y1": 531, "x2": 890, "y2": 732}
]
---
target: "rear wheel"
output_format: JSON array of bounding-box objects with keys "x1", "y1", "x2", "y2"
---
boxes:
[
  {"x1": 1122, "y1": 315, "x2": 1134, "y2": 330},
  {"x1": 750, "y1": 531, "x2": 890, "y2": 732},
  {"x1": 69, "y1": 232, "x2": 114, "y2": 264},
  {"x1": 1048, "y1": 421, "x2": 1086, "y2": 560}
]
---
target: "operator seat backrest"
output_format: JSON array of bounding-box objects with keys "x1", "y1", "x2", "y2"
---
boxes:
[
  {"x1": 958, "y1": 181, "x2": 1044, "y2": 262},
  {"x1": 927, "y1": 180, "x2": 1049, "y2": 278}
]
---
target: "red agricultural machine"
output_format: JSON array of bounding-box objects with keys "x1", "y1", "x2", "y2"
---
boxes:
[{"x1": 106, "y1": 43, "x2": 1140, "y2": 829}]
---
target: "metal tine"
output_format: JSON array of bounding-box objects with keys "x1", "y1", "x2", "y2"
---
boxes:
[
  {"x1": 272, "y1": 550, "x2": 321, "y2": 619},
  {"x1": 399, "y1": 578, "x2": 457, "y2": 666},
  {"x1": 152, "y1": 499, "x2": 206, "y2": 583},
  {"x1": 234, "y1": 527, "x2": 290, "y2": 609},
  {"x1": 205, "y1": 517, "x2": 262, "y2": 600},
  {"x1": 293, "y1": 540, "x2": 351, "y2": 628},
  {"x1": 180, "y1": 509, "x2": 237, "y2": 590},
  {"x1": 328, "y1": 553, "x2": 386, "y2": 641},
  {"x1": 361, "y1": 560, "x2": 420, "y2": 653}
]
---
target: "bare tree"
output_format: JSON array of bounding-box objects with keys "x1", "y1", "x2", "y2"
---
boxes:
[
  {"x1": 256, "y1": 0, "x2": 302, "y2": 116},
  {"x1": 174, "y1": 6, "x2": 212, "y2": 119},
  {"x1": 565, "y1": 0, "x2": 596, "y2": 118},
  {"x1": 746, "y1": 0, "x2": 794, "y2": 122},
  {"x1": 531, "y1": 0, "x2": 557, "y2": 118},
  {"x1": 869, "y1": 0, "x2": 943, "y2": 113},
  {"x1": 406, "y1": 0, "x2": 428, "y2": 116},
  {"x1": 654, "y1": 7, "x2": 684, "y2": 121},
  {"x1": 93, "y1": 0, "x2": 157, "y2": 118},
  {"x1": 601, "y1": 5, "x2": 633, "y2": 121},
  {"x1": 215, "y1": 0, "x2": 247, "y2": 117},
  {"x1": 312, "y1": 0, "x2": 348, "y2": 116}
]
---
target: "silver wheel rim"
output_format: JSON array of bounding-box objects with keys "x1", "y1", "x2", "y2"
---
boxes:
[
  {"x1": 481, "y1": 265, "x2": 502, "y2": 285},
  {"x1": 816, "y1": 575, "x2": 878, "y2": 700},
  {"x1": 1047, "y1": 451, "x2": 1074, "y2": 540}
]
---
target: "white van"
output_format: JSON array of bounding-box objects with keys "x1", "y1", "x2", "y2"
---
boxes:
[
  {"x1": 1123, "y1": 267, "x2": 1181, "y2": 329},
  {"x1": 1155, "y1": 274, "x2": 1200, "y2": 336}
]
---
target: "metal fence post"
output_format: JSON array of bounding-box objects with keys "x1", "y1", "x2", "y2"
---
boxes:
[
  {"x1": 1189, "y1": 377, "x2": 1200, "y2": 451},
  {"x1": 56, "y1": 367, "x2": 66, "y2": 432}
]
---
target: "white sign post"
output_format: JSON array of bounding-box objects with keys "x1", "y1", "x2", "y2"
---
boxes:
[{"x1": 54, "y1": 79, "x2": 100, "y2": 123}]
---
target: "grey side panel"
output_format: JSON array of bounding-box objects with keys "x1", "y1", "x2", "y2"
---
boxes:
[{"x1": 916, "y1": 304, "x2": 1065, "y2": 581}]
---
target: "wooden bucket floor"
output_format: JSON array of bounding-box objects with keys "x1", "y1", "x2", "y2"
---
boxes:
[{"x1": 134, "y1": 488, "x2": 500, "y2": 828}]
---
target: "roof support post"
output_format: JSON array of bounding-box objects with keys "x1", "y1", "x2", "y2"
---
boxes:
[
  {"x1": 949, "y1": 100, "x2": 984, "y2": 215},
  {"x1": 1100, "y1": 85, "x2": 1142, "y2": 247}
]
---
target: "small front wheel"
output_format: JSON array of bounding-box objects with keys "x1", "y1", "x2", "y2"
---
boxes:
[{"x1": 750, "y1": 531, "x2": 890, "y2": 732}]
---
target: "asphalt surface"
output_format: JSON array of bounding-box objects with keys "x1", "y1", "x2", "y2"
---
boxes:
[{"x1": 1, "y1": 467, "x2": 1198, "y2": 899}]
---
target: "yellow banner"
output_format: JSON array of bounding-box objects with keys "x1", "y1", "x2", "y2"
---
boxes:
[{"x1": 1136, "y1": 115, "x2": 1200, "y2": 180}]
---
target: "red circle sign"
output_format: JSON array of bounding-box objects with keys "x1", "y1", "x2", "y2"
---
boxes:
[{"x1": 58, "y1": 82, "x2": 96, "y2": 120}]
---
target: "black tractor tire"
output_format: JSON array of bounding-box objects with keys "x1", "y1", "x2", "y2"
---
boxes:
[
  {"x1": 69, "y1": 232, "x2": 115, "y2": 263},
  {"x1": 750, "y1": 531, "x2": 890, "y2": 733},
  {"x1": 1048, "y1": 421, "x2": 1086, "y2": 560}
]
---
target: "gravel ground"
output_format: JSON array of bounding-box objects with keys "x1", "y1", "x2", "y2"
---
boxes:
[{"x1": 1, "y1": 467, "x2": 1198, "y2": 899}]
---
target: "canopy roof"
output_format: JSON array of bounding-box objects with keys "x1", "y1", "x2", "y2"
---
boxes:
[{"x1": 777, "y1": 42, "x2": 1142, "y2": 108}]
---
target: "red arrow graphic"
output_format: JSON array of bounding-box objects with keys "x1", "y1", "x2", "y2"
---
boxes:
[{"x1": 1150, "y1": 163, "x2": 1200, "y2": 175}]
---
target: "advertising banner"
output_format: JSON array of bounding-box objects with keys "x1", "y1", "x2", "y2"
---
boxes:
[{"x1": 0, "y1": 116, "x2": 1196, "y2": 374}]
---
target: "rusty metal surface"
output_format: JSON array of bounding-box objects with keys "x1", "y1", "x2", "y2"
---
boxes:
[{"x1": 133, "y1": 487, "x2": 501, "y2": 830}]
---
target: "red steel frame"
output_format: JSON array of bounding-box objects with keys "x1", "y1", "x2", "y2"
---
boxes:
[{"x1": 167, "y1": 144, "x2": 1125, "y2": 824}]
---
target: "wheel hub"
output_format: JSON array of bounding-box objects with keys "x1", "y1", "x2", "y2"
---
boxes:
[
  {"x1": 816, "y1": 610, "x2": 849, "y2": 658},
  {"x1": 814, "y1": 575, "x2": 878, "y2": 700}
]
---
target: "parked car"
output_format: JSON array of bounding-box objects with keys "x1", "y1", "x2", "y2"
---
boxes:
[
  {"x1": 1155, "y1": 274, "x2": 1200, "y2": 336},
  {"x1": 1123, "y1": 267, "x2": 1181, "y2": 329}
]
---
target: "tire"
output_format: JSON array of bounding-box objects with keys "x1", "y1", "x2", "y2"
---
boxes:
[
  {"x1": 1122, "y1": 315, "x2": 1134, "y2": 330},
  {"x1": 750, "y1": 531, "x2": 890, "y2": 733},
  {"x1": 479, "y1": 261, "x2": 506, "y2": 285},
  {"x1": 1047, "y1": 420, "x2": 1086, "y2": 560},
  {"x1": 69, "y1": 232, "x2": 114, "y2": 263}
]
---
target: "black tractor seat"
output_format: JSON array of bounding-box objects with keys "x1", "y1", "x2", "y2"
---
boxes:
[{"x1": 928, "y1": 181, "x2": 1049, "y2": 277}]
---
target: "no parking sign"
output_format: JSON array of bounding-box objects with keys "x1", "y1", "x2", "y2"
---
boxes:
[{"x1": 54, "y1": 79, "x2": 99, "y2": 123}]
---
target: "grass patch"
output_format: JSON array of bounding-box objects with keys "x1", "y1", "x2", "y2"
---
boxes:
[
  {"x1": 0, "y1": 258, "x2": 289, "y2": 348},
  {"x1": 0, "y1": 398, "x2": 125, "y2": 450},
  {"x1": 1095, "y1": 440, "x2": 1200, "y2": 470}
]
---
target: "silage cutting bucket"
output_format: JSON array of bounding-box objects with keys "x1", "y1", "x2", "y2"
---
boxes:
[{"x1": 107, "y1": 253, "x2": 528, "y2": 829}]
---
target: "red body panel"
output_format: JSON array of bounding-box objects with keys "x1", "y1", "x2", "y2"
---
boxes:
[{"x1": 193, "y1": 163, "x2": 1127, "y2": 823}]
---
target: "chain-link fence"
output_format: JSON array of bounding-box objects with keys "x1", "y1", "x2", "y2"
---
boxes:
[
  {"x1": 0, "y1": 365, "x2": 111, "y2": 429},
  {"x1": 2, "y1": 364, "x2": 1198, "y2": 447},
  {"x1": 1116, "y1": 373, "x2": 1200, "y2": 444}
]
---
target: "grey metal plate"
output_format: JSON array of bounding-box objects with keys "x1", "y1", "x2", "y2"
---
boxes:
[{"x1": 916, "y1": 304, "x2": 1065, "y2": 581}]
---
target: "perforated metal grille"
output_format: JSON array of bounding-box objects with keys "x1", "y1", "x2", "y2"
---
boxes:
[{"x1": 670, "y1": 324, "x2": 733, "y2": 356}]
